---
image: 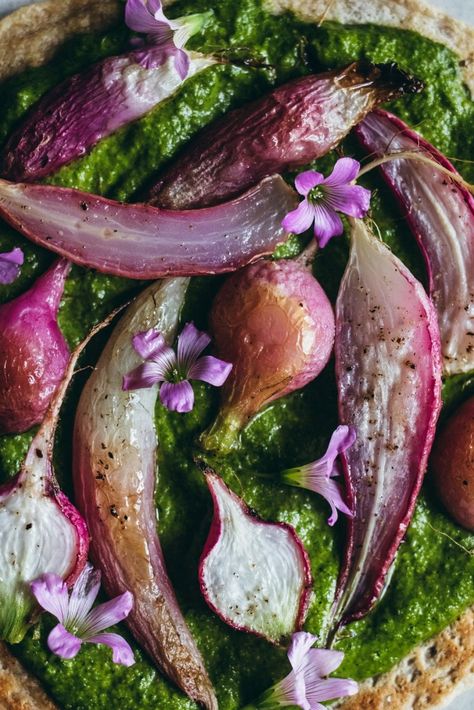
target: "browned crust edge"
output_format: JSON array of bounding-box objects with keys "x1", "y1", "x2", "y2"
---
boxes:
[
  {"x1": 0, "y1": 0, "x2": 122, "y2": 81},
  {"x1": 0, "y1": 1, "x2": 473, "y2": 709},
  {"x1": 0, "y1": 642, "x2": 57, "y2": 710},
  {"x1": 336, "y1": 608, "x2": 474, "y2": 709}
]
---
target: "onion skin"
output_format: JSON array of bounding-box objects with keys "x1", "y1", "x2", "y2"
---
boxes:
[
  {"x1": 198, "y1": 467, "x2": 312, "y2": 644},
  {"x1": 73, "y1": 279, "x2": 217, "y2": 710},
  {"x1": 0, "y1": 258, "x2": 70, "y2": 434},
  {"x1": 333, "y1": 219, "x2": 442, "y2": 628},
  {"x1": 355, "y1": 109, "x2": 474, "y2": 375},
  {"x1": 0, "y1": 176, "x2": 297, "y2": 279},
  {"x1": 431, "y1": 397, "x2": 474, "y2": 531},
  {"x1": 150, "y1": 61, "x2": 423, "y2": 209},
  {"x1": 1, "y1": 50, "x2": 215, "y2": 182},
  {"x1": 200, "y1": 258, "x2": 335, "y2": 454}
]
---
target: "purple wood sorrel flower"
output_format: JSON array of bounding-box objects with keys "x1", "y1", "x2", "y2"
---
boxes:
[
  {"x1": 282, "y1": 158, "x2": 371, "y2": 247},
  {"x1": 31, "y1": 564, "x2": 135, "y2": 666},
  {"x1": 123, "y1": 322, "x2": 232, "y2": 413},
  {"x1": 125, "y1": 0, "x2": 211, "y2": 78},
  {"x1": 0, "y1": 247, "x2": 24, "y2": 285},
  {"x1": 281, "y1": 425, "x2": 356, "y2": 526},
  {"x1": 243, "y1": 631, "x2": 358, "y2": 709}
]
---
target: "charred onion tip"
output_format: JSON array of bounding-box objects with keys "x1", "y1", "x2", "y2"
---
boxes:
[
  {"x1": 373, "y1": 62, "x2": 424, "y2": 94},
  {"x1": 194, "y1": 457, "x2": 211, "y2": 475},
  {"x1": 353, "y1": 60, "x2": 424, "y2": 95}
]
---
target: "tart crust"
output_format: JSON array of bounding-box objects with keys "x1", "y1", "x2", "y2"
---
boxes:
[{"x1": 0, "y1": 1, "x2": 473, "y2": 708}]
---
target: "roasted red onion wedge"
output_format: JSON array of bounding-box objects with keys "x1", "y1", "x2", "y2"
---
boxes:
[
  {"x1": 198, "y1": 467, "x2": 312, "y2": 644},
  {"x1": 200, "y1": 256, "x2": 335, "y2": 454},
  {"x1": 0, "y1": 321, "x2": 103, "y2": 643},
  {"x1": 150, "y1": 62, "x2": 423, "y2": 209},
  {"x1": 355, "y1": 109, "x2": 474, "y2": 375},
  {"x1": 73, "y1": 279, "x2": 217, "y2": 710},
  {"x1": 332, "y1": 219, "x2": 442, "y2": 628},
  {"x1": 1, "y1": 50, "x2": 215, "y2": 182},
  {"x1": 0, "y1": 177, "x2": 296, "y2": 279},
  {"x1": 0, "y1": 258, "x2": 70, "y2": 434}
]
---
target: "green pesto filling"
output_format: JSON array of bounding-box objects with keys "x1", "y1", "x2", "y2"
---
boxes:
[{"x1": 0, "y1": 0, "x2": 474, "y2": 707}]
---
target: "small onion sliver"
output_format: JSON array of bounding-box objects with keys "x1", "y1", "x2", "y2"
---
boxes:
[{"x1": 0, "y1": 176, "x2": 297, "y2": 279}]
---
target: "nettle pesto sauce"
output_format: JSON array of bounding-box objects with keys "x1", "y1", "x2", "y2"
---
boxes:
[{"x1": 1, "y1": 0, "x2": 474, "y2": 708}]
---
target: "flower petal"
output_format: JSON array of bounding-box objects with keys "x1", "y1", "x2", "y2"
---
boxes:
[
  {"x1": 131, "y1": 328, "x2": 167, "y2": 360},
  {"x1": 123, "y1": 361, "x2": 167, "y2": 390},
  {"x1": 325, "y1": 425, "x2": 357, "y2": 467},
  {"x1": 311, "y1": 203, "x2": 343, "y2": 248},
  {"x1": 173, "y1": 48, "x2": 190, "y2": 80},
  {"x1": 176, "y1": 322, "x2": 211, "y2": 374},
  {"x1": 324, "y1": 184, "x2": 371, "y2": 218},
  {"x1": 287, "y1": 631, "x2": 318, "y2": 672},
  {"x1": 66, "y1": 563, "x2": 101, "y2": 631},
  {"x1": 125, "y1": 0, "x2": 168, "y2": 35},
  {"x1": 276, "y1": 669, "x2": 310, "y2": 710},
  {"x1": 305, "y1": 424, "x2": 356, "y2": 482},
  {"x1": 306, "y1": 677, "x2": 358, "y2": 704},
  {"x1": 319, "y1": 477, "x2": 353, "y2": 525},
  {"x1": 282, "y1": 199, "x2": 315, "y2": 235},
  {"x1": 87, "y1": 632, "x2": 136, "y2": 667},
  {"x1": 0, "y1": 247, "x2": 24, "y2": 285},
  {"x1": 294, "y1": 170, "x2": 324, "y2": 197},
  {"x1": 188, "y1": 355, "x2": 232, "y2": 386},
  {"x1": 47, "y1": 624, "x2": 82, "y2": 659},
  {"x1": 322, "y1": 157, "x2": 360, "y2": 187},
  {"x1": 160, "y1": 380, "x2": 194, "y2": 412},
  {"x1": 31, "y1": 573, "x2": 69, "y2": 624},
  {"x1": 282, "y1": 426, "x2": 355, "y2": 525},
  {"x1": 303, "y1": 648, "x2": 345, "y2": 678},
  {"x1": 83, "y1": 591, "x2": 133, "y2": 637}
]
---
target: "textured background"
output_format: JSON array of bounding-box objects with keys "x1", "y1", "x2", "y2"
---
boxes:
[
  {"x1": 1, "y1": 0, "x2": 474, "y2": 22},
  {"x1": 0, "y1": 0, "x2": 473, "y2": 707}
]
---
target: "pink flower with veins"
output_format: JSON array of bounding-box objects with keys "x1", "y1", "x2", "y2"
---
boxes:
[
  {"x1": 281, "y1": 425, "x2": 356, "y2": 525},
  {"x1": 244, "y1": 631, "x2": 358, "y2": 709},
  {"x1": 123, "y1": 322, "x2": 232, "y2": 413},
  {"x1": 282, "y1": 158, "x2": 371, "y2": 247},
  {"x1": 125, "y1": 0, "x2": 211, "y2": 78},
  {"x1": 31, "y1": 564, "x2": 134, "y2": 666},
  {"x1": 0, "y1": 247, "x2": 23, "y2": 285}
]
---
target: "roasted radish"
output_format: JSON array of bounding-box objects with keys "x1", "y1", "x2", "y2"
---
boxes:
[
  {"x1": 1, "y1": 1, "x2": 215, "y2": 182},
  {"x1": 0, "y1": 259, "x2": 70, "y2": 434},
  {"x1": 198, "y1": 466, "x2": 312, "y2": 644},
  {"x1": 0, "y1": 318, "x2": 110, "y2": 642},
  {"x1": 200, "y1": 257, "x2": 334, "y2": 453},
  {"x1": 151, "y1": 62, "x2": 423, "y2": 209},
  {"x1": 431, "y1": 397, "x2": 474, "y2": 531}
]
